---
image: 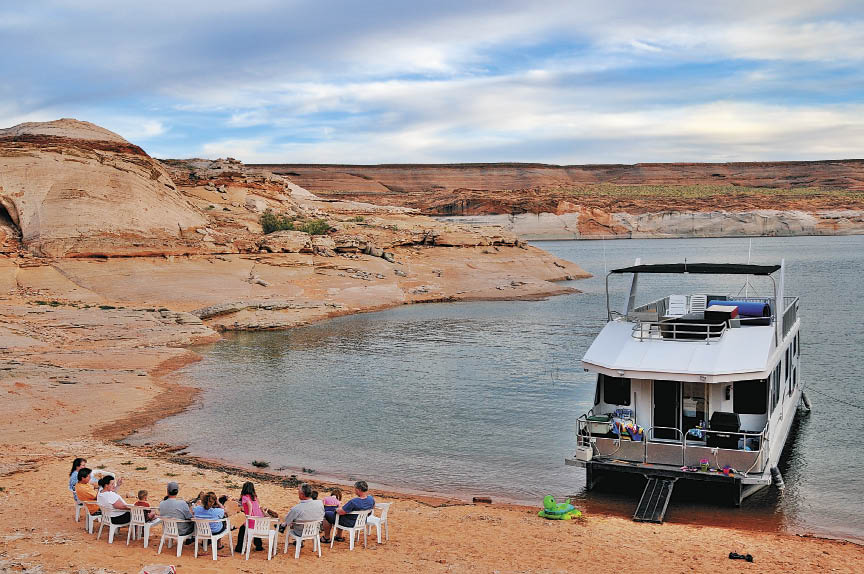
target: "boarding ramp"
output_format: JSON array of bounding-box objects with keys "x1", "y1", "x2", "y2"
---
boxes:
[{"x1": 633, "y1": 477, "x2": 677, "y2": 524}]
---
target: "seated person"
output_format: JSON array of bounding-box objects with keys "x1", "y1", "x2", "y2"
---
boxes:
[
  {"x1": 194, "y1": 492, "x2": 227, "y2": 539},
  {"x1": 96, "y1": 476, "x2": 131, "y2": 524},
  {"x1": 74, "y1": 468, "x2": 99, "y2": 515},
  {"x1": 322, "y1": 480, "x2": 374, "y2": 543},
  {"x1": 69, "y1": 457, "x2": 87, "y2": 501},
  {"x1": 158, "y1": 481, "x2": 194, "y2": 539},
  {"x1": 135, "y1": 489, "x2": 156, "y2": 521},
  {"x1": 322, "y1": 488, "x2": 342, "y2": 514},
  {"x1": 280, "y1": 483, "x2": 324, "y2": 536}
]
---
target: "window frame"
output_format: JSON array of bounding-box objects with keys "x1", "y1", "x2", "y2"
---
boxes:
[
  {"x1": 734, "y1": 378, "x2": 768, "y2": 415},
  {"x1": 601, "y1": 374, "x2": 631, "y2": 406}
]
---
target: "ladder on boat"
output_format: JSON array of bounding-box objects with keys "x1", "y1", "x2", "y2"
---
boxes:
[{"x1": 633, "y1": 477, "x2": 677, "y2": 523}]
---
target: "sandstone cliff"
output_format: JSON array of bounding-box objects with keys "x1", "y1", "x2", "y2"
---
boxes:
[
  {"x1": 0, "y1": 119, "x2": 588, "y2": 334},
  {"x1": 260, "y1": 162, "x2": 864, "y2": 239},
  {"x1": 0, "y1": 119, "x2": 208, "y2": 257}
]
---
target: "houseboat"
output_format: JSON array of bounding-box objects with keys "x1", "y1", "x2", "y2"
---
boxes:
[{"x1": 566, "y1": 261, "x2": 808, "y2": 523}]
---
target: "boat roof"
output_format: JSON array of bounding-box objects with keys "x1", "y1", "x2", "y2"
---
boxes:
[
  {"x1": 582, "y1": 320, "x2": 780, "y2": 381},
  {"x1": 609, "y1": 263, "x2": 780, "y2": 275}
]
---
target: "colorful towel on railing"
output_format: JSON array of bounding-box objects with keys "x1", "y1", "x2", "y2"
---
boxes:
[
  {"x1": 687, "y1": 428, "x2": 705, "y2": 439},
  {"x1": 611, "y1": 418, "x2": 644, "y2": 441}
]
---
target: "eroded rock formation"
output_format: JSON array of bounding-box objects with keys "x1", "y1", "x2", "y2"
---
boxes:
[
  {"x1": 0, "y1": 119, "x2": 207, "y2": 257},
  {"x1": 261, "y1": 162, "x2": 864, "y2": 238}
]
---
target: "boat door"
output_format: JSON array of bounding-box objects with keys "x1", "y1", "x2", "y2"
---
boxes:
[
  {"x1": 682, "y1": 382, "x2": 707, "y2": 439},
  {"x1": 653, "y1": 380, "x2": 680, "y2": 440}
]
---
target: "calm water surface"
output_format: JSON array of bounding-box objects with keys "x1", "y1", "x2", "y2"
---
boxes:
[{"x1": 130, "y1": 236, "x2": 864, "y2": 542}]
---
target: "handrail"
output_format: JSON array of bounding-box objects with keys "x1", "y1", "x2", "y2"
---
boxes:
[
  {"x1": 642, "y1": 426, "x2": 684, "y2": 464},
  {"x1": 578, "y1": 416, "x2": 771, "y2": 474},
  {"x1": 631, "y1": 320, "x2": 727, "y2": 343}
]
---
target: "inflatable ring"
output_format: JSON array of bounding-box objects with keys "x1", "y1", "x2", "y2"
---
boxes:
[{"x1": 538, "y1": 495, "x2": 582, "y2": 520}]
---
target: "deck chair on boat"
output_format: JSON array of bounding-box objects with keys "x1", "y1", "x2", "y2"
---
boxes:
[
  {"x1": 689, "y1": 294, "x2": 708, "y2": 314},
  {"x1": 664, "y1": 295, "x2": 688, "y2": 318}
]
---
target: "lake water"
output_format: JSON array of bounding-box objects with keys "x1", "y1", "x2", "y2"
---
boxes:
[{"x1": 129, "y1": 236, "x2": 864, "y2": 542}]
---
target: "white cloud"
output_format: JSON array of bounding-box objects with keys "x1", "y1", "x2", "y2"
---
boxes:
[
  {"x1": 2, "y1": 1, "x2": 864, "y2": 163},
  {"x1": 197, "y1": 100, "x2": 864, "y2": 164}
]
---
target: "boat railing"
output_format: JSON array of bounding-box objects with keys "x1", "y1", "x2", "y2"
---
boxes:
[
  {"x1": 577, "y1": 417, "x2": 771, "y2": 475},
  {"x1": 631, "y1": 320, "x2": 728, "y2": 343}
]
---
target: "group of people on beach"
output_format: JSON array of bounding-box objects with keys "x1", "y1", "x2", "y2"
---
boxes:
[{"x1": 68, "y1": 457, "x2": 376, "y2": 551}]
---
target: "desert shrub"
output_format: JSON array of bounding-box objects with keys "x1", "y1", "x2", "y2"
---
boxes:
[
  {"x1": 260, "y1": 209, "x2": 295, "y2": 234},
  {"x1": 297, "y1": 219, "x2": 330, "y2": 235},
  {"x1": 251, "y1": 460, "x2": 270, "y2": 468},
  {"x1": 350, "y1": 215, "x2": 365, "y2": 222}
]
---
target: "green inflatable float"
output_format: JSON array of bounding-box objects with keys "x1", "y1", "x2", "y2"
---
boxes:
[{"x1": 538, "y1": 495, "x2": 582, "y2": 520}]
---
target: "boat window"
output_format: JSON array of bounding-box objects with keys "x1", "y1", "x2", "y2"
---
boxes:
[
  {"x1": 773, "y1": 364, "x2": 781, "y2": 411},
  {"x1": 601, "y1": 374, "x2": 631, "y2": 406},
  {"x1": 733, "y1": 379, "x2": 767, "y2": 415}
]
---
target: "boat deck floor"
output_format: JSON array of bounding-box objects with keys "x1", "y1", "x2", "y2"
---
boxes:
[{"x1": 589, "y1": 458, "x2": 744, "y2": 483}]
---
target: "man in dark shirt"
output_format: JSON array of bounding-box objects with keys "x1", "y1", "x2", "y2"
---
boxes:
[{"x1": 322, "y1": 480, "x2": 375, "y2": 542}]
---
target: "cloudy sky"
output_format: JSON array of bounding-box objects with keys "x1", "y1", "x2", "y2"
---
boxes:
[{"x1": 2, "y1": 1, "x2": 863, "y2": 163}]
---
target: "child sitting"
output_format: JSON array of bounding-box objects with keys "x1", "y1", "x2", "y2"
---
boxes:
[
  {"x1": 135, "y1": 489, "x2": 156, "y2": 521},
  {"x1": 322, "y1": 488, "x2": 342, "y2": 513}
]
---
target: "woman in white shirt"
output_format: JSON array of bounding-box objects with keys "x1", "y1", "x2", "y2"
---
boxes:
[{"x1": 96, "y1": 476, "x2": 131, "y2": 524}]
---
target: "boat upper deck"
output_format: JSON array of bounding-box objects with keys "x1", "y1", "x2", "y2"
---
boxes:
[{"x1": 583, "y1": 294, "x2": 799, "y2": 381}]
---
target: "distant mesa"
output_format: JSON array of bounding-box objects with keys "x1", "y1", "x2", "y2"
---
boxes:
[{"x1": 0, "y1": 118, "x2": 206, "y2": 257}]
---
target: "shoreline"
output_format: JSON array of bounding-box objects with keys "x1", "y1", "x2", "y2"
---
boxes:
[
  {"x1": 433, "y1": 212, "x2": 864, "y2": 242},
  {"x1": 113, "y1": 303, "x2": 863, "y2": 547}
]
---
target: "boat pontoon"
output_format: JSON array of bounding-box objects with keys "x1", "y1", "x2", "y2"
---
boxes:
[{"x1": 566, "y1": 261, "x2": 808, "y2": 523}]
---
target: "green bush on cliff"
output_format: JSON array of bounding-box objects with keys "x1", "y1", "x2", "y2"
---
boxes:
[
  {"x1": 261, "y1": 210, "x2": 330, "y2": 235},
  {"x1": 260, "y1": 209, "x2": 295, "y2": 234},
  {"x1": 297, "y1": 218, "x2": 330, "y2": 235}
]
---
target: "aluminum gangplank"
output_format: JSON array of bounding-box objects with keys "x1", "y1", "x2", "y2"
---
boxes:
[{"x1": 633, "y1": 477, "x2": 677, "y2": 523}]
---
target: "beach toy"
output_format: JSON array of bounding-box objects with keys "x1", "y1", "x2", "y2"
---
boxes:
[
  {"x1": 538, "y1": 495, "x2": 582, "y2": 520},
  {"x1": 700, "y1": 459, "x2": 710, "y2": 472}
]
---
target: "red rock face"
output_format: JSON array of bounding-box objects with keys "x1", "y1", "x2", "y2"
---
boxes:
[{"x1": 256, "y1": 161, "x2": 864, "y2": 215}]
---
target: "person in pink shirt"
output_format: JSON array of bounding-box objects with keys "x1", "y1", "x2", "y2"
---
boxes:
[{"x1": 234, "y1": 481, "x2": 265, "y2": 553}]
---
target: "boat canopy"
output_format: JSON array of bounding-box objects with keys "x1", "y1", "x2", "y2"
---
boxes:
[{"x1": 609, "y1": 263, "x2": 781, "y2": 276}]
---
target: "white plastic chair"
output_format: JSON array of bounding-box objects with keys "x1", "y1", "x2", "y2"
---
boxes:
[
  {"x1": 74, "y1": 500, "x2": 86, "y2": 522},
  {"x1": 81, "y1": 503, "x2": 101, "y2": 534},
  {"x1": 242, "y1": 516, "x2": 279, "y2": 560},
  {"x1": 193, "y1": 517, "x2": 233, "y2": 561},
  {"x1": 366, "y1": 502, "x2": 391, "y2": 543},
  {"x1": 665, "y1": 294, "x2": 687, "y2": 318},
  {"x1": 96, "y1": 504, "x2": 131, "y2": 544},
  {"x1": 157, "y1": 517, "x2": 195, "y2": 557},
  {"x1": 126, "y1": 505, "x2": 161, "y2": 548},
  {"x1": 331, "y1": 509, "x2": 372, "y2": 550},
  {"x1": 283, "y1": 519, "x2": 323, "y2": 559},
  {"x1": 689, "y1": 294, "x2": 708, "y2": 314}
]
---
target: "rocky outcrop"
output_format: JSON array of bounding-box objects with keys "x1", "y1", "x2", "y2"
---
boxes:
[
  {"x1": 259, "y1": 230, "x2": 313, "y2": 253},
  {"x1": 0, "y1": 119, "x2": 207, "y2": 257},
  {"x1": 260, "y1": 161, "x2": 864, "y2": 239}
]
